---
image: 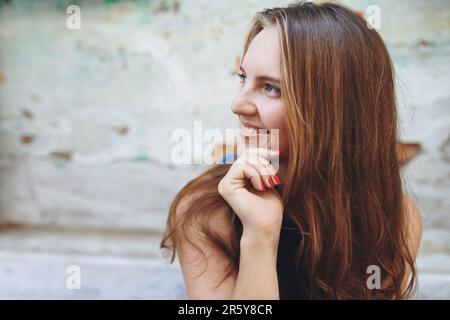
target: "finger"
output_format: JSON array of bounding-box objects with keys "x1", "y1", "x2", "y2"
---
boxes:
[
  {"x1": 246, "y1": 147, "x2": 280, "y2": 160},
  {"x1": 246, "y1": 161, "x2": 273, "y2": 189},
  {"x1": 245, "y1": 158, "x2": 280, "y2": 189},
  {"x1": 236, "y1": 149, "x2": 279, "y2": 168},
  {"x1": 245, "y1": 149, "x2": 280, "y2": 174},
  {"x1": 232, "y1": 153, "x2": 280, "y2": 190},
  {"x1": 244, "y1": 154, "x2": 278, "y2": 176},
  {"x1": 241, "y1": 163, "x2": 266, "y2": 191},
  {"x1": 229, "y1": 158, "x2": 265, "y2": 191},
  {"x1": 250, "y1": 155, "x2": 273, "y2": 174}
]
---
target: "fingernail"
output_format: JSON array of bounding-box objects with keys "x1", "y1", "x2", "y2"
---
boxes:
[
  {"x1": 269, "y1": 176, "x2": 275, "y2": 187},
  {"x1": 272, "y1": 175, "x2": 279, "y2": 185},
  {"x1": 274, "y1": 174, "x2": 282, "y2": 185}
]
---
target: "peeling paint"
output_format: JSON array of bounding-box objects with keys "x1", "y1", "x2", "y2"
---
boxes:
[
  {"x1": 20, "y1": 134, "x2": 34, "y2": 144},
  {"x1": 49, "y1": 150, "x2": 73, "y2": 161}
]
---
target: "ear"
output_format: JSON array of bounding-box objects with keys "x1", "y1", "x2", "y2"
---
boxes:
[{"x1": 397, "y1": 142, "x2": 422, "y2": 167}]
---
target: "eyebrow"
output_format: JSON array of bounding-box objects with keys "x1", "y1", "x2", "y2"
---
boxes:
[{"x1": 239, "y1": 66, "x2": 281, "y2": 85}]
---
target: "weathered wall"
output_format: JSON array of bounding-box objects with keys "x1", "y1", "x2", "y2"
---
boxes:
[{"x1": 0, "y1": 0, "x2": 448, "y2": 299}]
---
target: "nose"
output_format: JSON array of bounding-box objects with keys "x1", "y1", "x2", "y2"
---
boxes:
[{"x1": 230, "y1": 91, "x2": 258, "y2": 117}]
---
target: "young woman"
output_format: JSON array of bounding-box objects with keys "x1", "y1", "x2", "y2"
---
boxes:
[{"x1": 160, "y1": 2, "x2": 422, "y2": 299}]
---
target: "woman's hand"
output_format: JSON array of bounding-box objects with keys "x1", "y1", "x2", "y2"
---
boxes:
[{"x1": 218, "y1": 148, "x2": 284, "y2": 239}]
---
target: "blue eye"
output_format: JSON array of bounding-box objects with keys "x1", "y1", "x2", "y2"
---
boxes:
[
  {"x1": 237, "y1": 73, "x2": 281, "y2": 97},
  {"x1": 264, "y1": 84, "x2": 281, "y2": 96}
]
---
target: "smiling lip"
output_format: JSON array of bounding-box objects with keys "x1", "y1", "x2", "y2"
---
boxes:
[{"x1": 239, "y1": 121, "x2": 268, "y2": 137}]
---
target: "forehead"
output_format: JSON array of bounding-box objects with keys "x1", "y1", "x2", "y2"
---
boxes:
[{"x1": 241, "y1": 26, "x2": 281, "y2": 77}]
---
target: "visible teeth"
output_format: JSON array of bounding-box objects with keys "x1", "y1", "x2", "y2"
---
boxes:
[{"x1": 243, "y1": 126, "x2": 257, "y2": 134}]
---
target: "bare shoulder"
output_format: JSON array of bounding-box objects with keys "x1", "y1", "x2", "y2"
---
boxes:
[
  {"x1": 175, "y1": 190, "x2": 237, "y2": 299},
  {"x1": 403, "y1": 195, "x2": 423, "y2": 259}
]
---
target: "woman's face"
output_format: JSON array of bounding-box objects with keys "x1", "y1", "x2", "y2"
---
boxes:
[{"x1": 231, "y1": 26, "x2": 289, "y2": 160}]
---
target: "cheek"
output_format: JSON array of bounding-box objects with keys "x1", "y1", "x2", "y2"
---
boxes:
[{"x1": 258, "y1": 105, "x2": 289, "y2": 154}]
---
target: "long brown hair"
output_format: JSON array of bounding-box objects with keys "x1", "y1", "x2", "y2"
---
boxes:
[{"x1": 160, "y1": 1, "x2": 416, "y2": 299}]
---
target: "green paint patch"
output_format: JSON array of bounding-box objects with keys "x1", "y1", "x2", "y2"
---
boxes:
[
  {"x1": 101, "y1": 0, "x2": 153, "y2": 26},
  {"x1": 131, "y1": 155, "x2": 150, "y2": 162},
  {"x1": 103, "y1": 0, "x2": 122, "y2": 5},
  {"x1": 137, "y1": 0, "x2": 151, "y2": 26},
  {"x1": 0, "y1": 0, "x2": 12, "y2": 9},
  {"x1": 56, "y1": 0, "x2": 81, "y2": 12},
  {"x1": 51, "y1": 158, "x2": 69, "y2": 169}
]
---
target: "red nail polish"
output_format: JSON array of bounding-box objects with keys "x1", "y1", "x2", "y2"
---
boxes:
[
  {"x1": 274, "y1": 174, "x2": 282, "y2": 185},
  {"x1": 272, "y1": 175, "x2": 279, "y2": 186},
  {"x1": 269, "y1": 176, "x2": 275, "y2": 187}
]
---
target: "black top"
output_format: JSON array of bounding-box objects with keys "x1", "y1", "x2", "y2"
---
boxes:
[{"x1": 233, "y1": 214, "x2": 310, "y2": 299}]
